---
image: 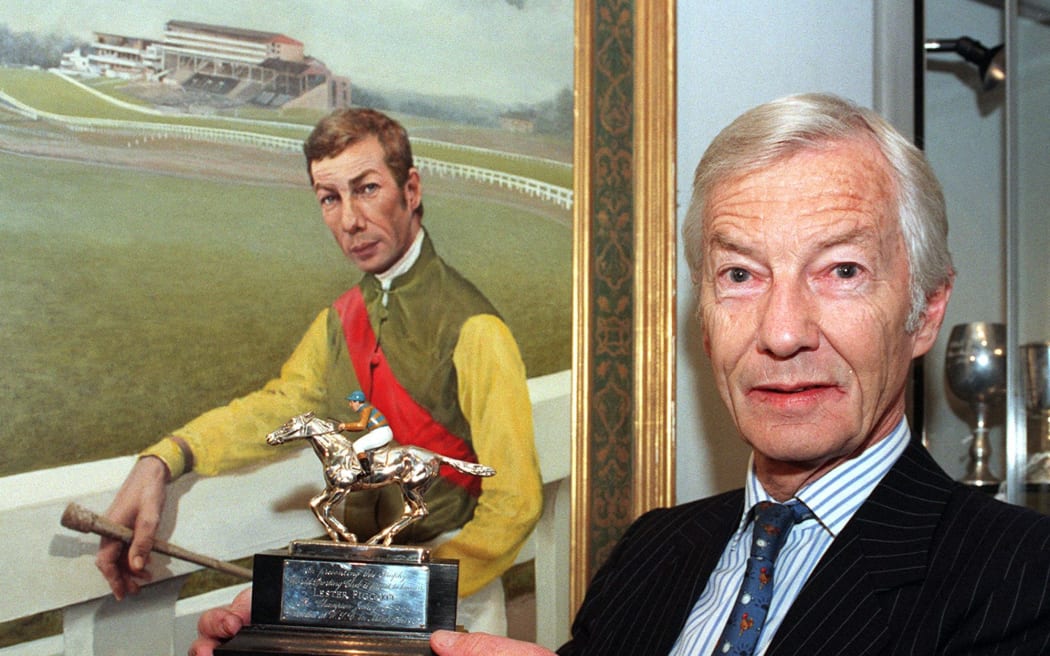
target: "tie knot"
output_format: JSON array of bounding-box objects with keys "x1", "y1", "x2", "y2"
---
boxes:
[{"x1": 749, "y1": 501, "x2": 809, "y2": 562}]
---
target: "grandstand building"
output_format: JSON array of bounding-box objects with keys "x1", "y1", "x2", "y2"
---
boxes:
[
  {"x1": 60, "y1": 19, "x2": 350, "y2": 111},
  {"x1": 160, "y1": 20, "x2": 349, "y2": 110},
  {"x1": 59, "y1": 33, "x2": 161, "y2": 80}
]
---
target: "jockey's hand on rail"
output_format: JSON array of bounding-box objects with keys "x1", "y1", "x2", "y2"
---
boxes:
[
  {"x1": 95, "y1": 455, "x2": 170, "y2": 599},
  {"x1": 430, "y1": 630, "x2": 557, "y2": 656},
  {"x1": 189, "y1": 587, "x2": 251, "y2": 656}
]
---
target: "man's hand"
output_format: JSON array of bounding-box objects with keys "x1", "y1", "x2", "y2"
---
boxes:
[
  {"x1": 95, "y1": 456, "x2": 169, "y2": 599},
  {"x1": 430, "y1": 630, "x2": 557, "y2": 656},
  {"x1": 188, "y1": 588, "x2": 252, "y2": 656}
]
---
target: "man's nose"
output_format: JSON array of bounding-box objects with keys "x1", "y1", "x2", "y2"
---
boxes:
[
  {"x1": 341, "y1": 201, "x2": 366, "y2": 233},
  {"x1": 756, "y1": 279, "x2": 820, "y2": 358}
]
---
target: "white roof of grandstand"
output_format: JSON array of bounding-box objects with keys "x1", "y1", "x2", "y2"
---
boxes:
[{"x1": 164, "y1": 20, "x2": 303, "y2": 47}]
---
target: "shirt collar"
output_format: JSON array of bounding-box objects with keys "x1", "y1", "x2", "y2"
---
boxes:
[
  {"x1": 376, "y1": 227, "x2": 425, "y2": 288},
  {"x1": 742, "y1": 417, "x2": 911, "y2": 537}
]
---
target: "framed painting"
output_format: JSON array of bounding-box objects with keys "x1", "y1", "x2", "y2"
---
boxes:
[{"x1": 0, "y1": 0, "x2": 677, "y2": 639}]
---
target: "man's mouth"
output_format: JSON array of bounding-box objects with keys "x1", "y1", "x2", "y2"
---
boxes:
[
  {"x1": 747, "y1": 382, "x2": 842, "y2": 408},
  {"x1": 756, "y1": 383, "x2": 832, "y2": 394},
  {"x1": 349, "y1": 240, "x2": 377, "y2": 256}
]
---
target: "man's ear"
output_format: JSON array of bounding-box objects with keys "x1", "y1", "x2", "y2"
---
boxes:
[
  {"x1": 404, "y1": 168, "x2": 422, "y2": 213},
  {"x1": 911, "y1": 277, "x2": 954, "y2": 359}
]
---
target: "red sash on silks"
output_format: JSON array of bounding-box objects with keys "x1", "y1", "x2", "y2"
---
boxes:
[{"x1": 333, "y1": 287, "x2": 482, "y2": 497}]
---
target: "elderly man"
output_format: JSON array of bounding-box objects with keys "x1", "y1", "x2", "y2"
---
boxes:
[
  {"x1": 404, "y1": 92, "x2": 1050, "y2": 655},
  {"x1": 98, "y1": 108, "x2": 542, "y2": 636}
]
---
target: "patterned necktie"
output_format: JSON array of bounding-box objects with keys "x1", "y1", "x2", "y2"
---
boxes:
[{"x1": 712, "y1": 501, "x2": 811, "y2": 656}]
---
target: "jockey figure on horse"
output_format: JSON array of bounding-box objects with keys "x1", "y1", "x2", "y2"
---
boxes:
[{"x1": 336, "y1": 391, "x2": 392, "y2": 476}]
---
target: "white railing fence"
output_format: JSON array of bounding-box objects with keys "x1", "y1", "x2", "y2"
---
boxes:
[
  {"x1": 0, "y1": 370, "x2": 571, "y2": 655},
  {"x1": 51, "y1": 69, "x2": 572, "y2": 175},
  {"x1": 416, "y1": 158, "x2": 573, "y2": 209},
  {"x1": 0, "y1": 86, "x2": 573, "y2": 209}
]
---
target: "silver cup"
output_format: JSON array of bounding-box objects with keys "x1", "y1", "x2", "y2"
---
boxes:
[
  {"x1": 1023, "y1": 342, "x2": 1050, "y2": 483},
  {"x1": 945, "y1": 322, "x2": 1007, "y2": 487}
]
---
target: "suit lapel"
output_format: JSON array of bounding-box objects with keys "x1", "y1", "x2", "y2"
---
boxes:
[
  {"x1": 643, "y1": 491, "x2": 745, "y2": 652},
  {"x1": 565, "y1": 490, "x2": 747, "y2": 655},
  {"x1": 672, "y1": 488, "x2": 745, "y2": 562},
  {"x1": 768, "y1": 441, "x2": 954, "y2": 656}
]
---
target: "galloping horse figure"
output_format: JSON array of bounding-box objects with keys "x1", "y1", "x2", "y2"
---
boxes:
[{"x1": 266, "y1": 412, "x2": 495, "y2": 546}]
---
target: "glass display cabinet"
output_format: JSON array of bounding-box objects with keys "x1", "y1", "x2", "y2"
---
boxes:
[{"x1": 921, "y1": 0, "x2": 1050, "y2": 511}]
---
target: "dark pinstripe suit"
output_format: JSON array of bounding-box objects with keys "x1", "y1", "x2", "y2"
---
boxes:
[{"x1": 559, "y1": 441, "x2": 1050, "y2": 655}]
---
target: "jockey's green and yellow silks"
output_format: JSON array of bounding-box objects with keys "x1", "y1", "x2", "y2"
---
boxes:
[
  {"x1": 334, "y1": 286, "x2": 483, "y2": 496},
  {"x1": 141, "y1": 234, "x2": 542, "y2": 597}
]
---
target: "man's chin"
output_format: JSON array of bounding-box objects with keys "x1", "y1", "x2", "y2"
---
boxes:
[
  {"x1": 742, "y1": 423, "x2": 856, "y2": 461},
  {"x1": 347, "y1": 255, "x2": 389, "y2": 274}
]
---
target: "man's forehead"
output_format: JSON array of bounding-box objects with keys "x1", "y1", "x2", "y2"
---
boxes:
[
  {"x1": 701, "y1": 140, "x2": 897, "y2": 248},
  {"x1": 310, "y1": 137, "x2": 387, "y2": 181},
  {"x1": 705, "y1": 220, "x2": 886, "y2": 255}
]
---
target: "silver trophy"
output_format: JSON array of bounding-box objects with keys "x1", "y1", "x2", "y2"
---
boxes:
[
  {"x1": 215, "y1": 411, "x2": 496, "y2": 656},
  {"x1": 1023, "y1": 342, "x2": 1050, "y2": 484},
  {"x1": 945, "y1": 322, "x2": 1007, "y2": 488}
]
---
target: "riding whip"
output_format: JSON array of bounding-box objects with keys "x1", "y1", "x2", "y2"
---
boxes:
[{"x1": 60, "y1": 502, "x2": 253, "y2": 579}]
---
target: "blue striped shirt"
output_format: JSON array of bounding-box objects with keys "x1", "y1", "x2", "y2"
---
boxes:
[{"x1": 668, "y1": 419, "x2": 911, "y2": 655}]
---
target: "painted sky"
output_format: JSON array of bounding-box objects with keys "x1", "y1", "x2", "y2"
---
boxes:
[{"x1": 0, "y1": 0, "x2": 573, "y2": 106}]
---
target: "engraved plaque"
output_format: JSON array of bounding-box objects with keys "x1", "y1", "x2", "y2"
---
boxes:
[
  {"x1": 216, "y1": 541, "x2": 458, "y2": 656},
  {"x1": 281, "y1": 559, "x2": 429, "y2": 629}
]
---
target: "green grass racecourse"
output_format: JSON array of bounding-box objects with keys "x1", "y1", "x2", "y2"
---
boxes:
[
  {"x1": 0, "y1": 71, "x2": 571, "y2": 477},
  {"x1": 0, "y1": 68, "x2": 572, "y2": 187}
]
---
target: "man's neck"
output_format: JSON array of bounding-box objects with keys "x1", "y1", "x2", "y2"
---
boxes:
[
  {"x1": 754, "y1": 461, "x2": 818, "y2": 502},
  {"x1": 376, "y1": 227, "x2": 425, "y2": 287}
]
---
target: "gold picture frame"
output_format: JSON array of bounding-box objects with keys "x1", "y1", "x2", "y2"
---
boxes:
[{"x1": 571, "y1": 0, "x2": 677, "y2": 613}]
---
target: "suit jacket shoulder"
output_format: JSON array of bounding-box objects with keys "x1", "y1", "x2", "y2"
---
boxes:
[
  {"x1": 558, "y1": 490, "x2": 745, "y2": 655},
  {"x1": 770, "y1": 442, "x2": 1050, "y2": 655},
  {"x1": 560, "y1": 441, "x2": 1050, "y2": 656}
]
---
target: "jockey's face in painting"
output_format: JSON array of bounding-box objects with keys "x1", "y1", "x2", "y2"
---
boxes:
[{"x1": 311, "y1": 136, "x2": 422, "y2": 275}]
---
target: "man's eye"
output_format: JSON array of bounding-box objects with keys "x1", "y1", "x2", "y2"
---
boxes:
[
  {"x1": 834, "y1": 263, "x2": 859, "y2": 279},
  {"x1": 319, "y1": 194, "x2": 337, "y2": 206},
  {"x1": 728, "y1": 268, "x2": 751, "y2": 283},
  {"x1": 355, "y1": 183, "x2": 379, "y2": 196}
]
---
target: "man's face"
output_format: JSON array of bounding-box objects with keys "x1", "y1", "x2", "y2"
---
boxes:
[
  {"x1": 699, "y1": 138, "x2": 948, "y2": 485},
  {"x1": 311, "y1": 136, "x2": 422, "y2": 274}
]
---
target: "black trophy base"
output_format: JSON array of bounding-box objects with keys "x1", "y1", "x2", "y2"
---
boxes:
[
  {"x1": 213, "y1": 625, "x2": 435, "y2": 655},
  {"x1": 215, "y1": 541, "x2": 459, "y2": 656}
]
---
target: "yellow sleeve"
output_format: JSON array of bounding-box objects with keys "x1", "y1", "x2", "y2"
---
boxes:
[
  {"x1": 432, "y1": 314, "x2": 543, "y2": 597},
  {"x1": 140, "y1": 309, "x2": 334, "y2": 478}
]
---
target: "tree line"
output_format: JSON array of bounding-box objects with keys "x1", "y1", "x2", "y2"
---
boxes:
[
  {"x1": 0, "y1": 24, "x2": 84, "y2": 69},
  {"x1": 354, "y1": 84, "x2": 573, "y2": 136}
]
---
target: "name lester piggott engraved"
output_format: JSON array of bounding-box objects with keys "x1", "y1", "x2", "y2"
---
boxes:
[{"x1": 280, "y1": 560, "x2": 430, "y2": 630}]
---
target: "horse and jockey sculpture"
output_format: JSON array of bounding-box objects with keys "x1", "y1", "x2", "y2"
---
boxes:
[{"x1": 266, "y1": 410, "x2": 495, "y2": 546}]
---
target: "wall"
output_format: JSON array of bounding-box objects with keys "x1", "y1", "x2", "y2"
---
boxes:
[{"x1": 675, "y1": 1, "x2": 881, "y2": 502}]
